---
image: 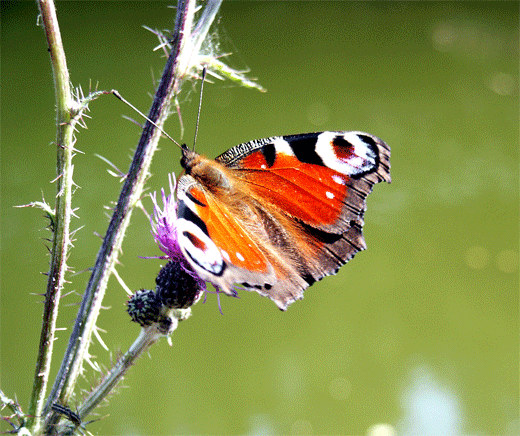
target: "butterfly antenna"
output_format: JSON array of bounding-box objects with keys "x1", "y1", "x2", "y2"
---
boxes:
[
  {"x1": 192, "y1": 66, "x2": 207, "y2": 151},
  {"x1": 111, "y1": 90, "x2": 182, "y2": 150}
]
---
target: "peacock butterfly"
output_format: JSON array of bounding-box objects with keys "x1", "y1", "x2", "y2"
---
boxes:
[{"x1": 172, "y1": 131, "x2": 391, "y2": 310}]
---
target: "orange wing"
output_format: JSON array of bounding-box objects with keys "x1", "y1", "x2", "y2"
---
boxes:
[
  {"x1": 176, "y1": 176, "x2": 310, "y2": 307},
  {"x1": 218, "y1": 132, "x2": 390, "y2": 233}
]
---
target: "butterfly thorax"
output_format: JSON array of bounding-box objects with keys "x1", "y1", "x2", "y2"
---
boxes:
[{"x1": 181, "y1": 147, "x2": 232, "y2": 192}]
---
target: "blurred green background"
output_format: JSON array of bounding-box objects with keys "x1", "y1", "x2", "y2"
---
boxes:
[{"x1": 1, "y1": 1, "x2": 518, "y2": 435}]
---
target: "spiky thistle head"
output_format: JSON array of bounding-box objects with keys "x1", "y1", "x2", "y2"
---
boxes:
[
  {"x1": 155, "y1": 261, "x2": 204, "y2": 309},
  {"x1": 127, "y1": 289, "x2": 161, "y2": 327}
]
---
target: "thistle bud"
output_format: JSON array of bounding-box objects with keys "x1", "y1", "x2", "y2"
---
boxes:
[{"x1": 127, "y1": 289, "x2": 161, "y2": 326}]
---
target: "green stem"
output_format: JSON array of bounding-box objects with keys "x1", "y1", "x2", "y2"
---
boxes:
[
  {"x1": 43, "y1": 0, "x2": 197, "y2": 432},
  {"x1": 75, "y1": 308, "x2": 191, "y2": 424},
  {"x1": 79, "y1": 323, "x2": 170, "y2": 420},
  {"x1": 27, "y1": 0, "x2": 74, "y2": 432}
]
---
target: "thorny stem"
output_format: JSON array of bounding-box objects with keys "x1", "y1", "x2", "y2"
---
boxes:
[
  {"x1": 49, "y1": 325, "x2": 170, "y2": 435},
  {"x1": 27, "y1": 0, "x2": 75, "y2": 431},
  {"x1": 1, "y1": 389, "x2": 26, "y2": 431},
  {"x1": 19, "y1": 0, "x2": 263, "y2": 432},
  {"x1": 76, "y1": 308, "x2": 190, "y2": 422},
  {"x1": 43, "y1": 0, "x2": 209, "y2": 432},
  {"x1": 82, "y1": 328, "x2": 165, "y2": 416}
]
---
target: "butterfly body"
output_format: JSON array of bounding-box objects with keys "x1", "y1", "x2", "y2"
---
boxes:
[{"x1": 176, "y1": 132, "x2": 390, "y2": 310}]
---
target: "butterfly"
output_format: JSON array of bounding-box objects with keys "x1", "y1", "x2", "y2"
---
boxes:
[{"x1": 175, "y1": 131, "x2": 391, "y2": 310}]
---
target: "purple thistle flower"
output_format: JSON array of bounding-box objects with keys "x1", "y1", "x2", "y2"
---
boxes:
[
  {"x1": 150, "y1": 174, "x2": 207, "y2": 295},
  {"x1": 150, "y1": 174, "x2": 183, "y2": 261}
]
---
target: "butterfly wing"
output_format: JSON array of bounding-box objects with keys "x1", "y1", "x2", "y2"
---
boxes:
[
  {"x1": 217, "y1": 132, "x2": 390, "y2": 233},
  {"x1": 176, "y1": 175, "x2": 310, "y2": 306},
  {"x1": 177, "y1": 131, "x2": 390, "y2": 309}
]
